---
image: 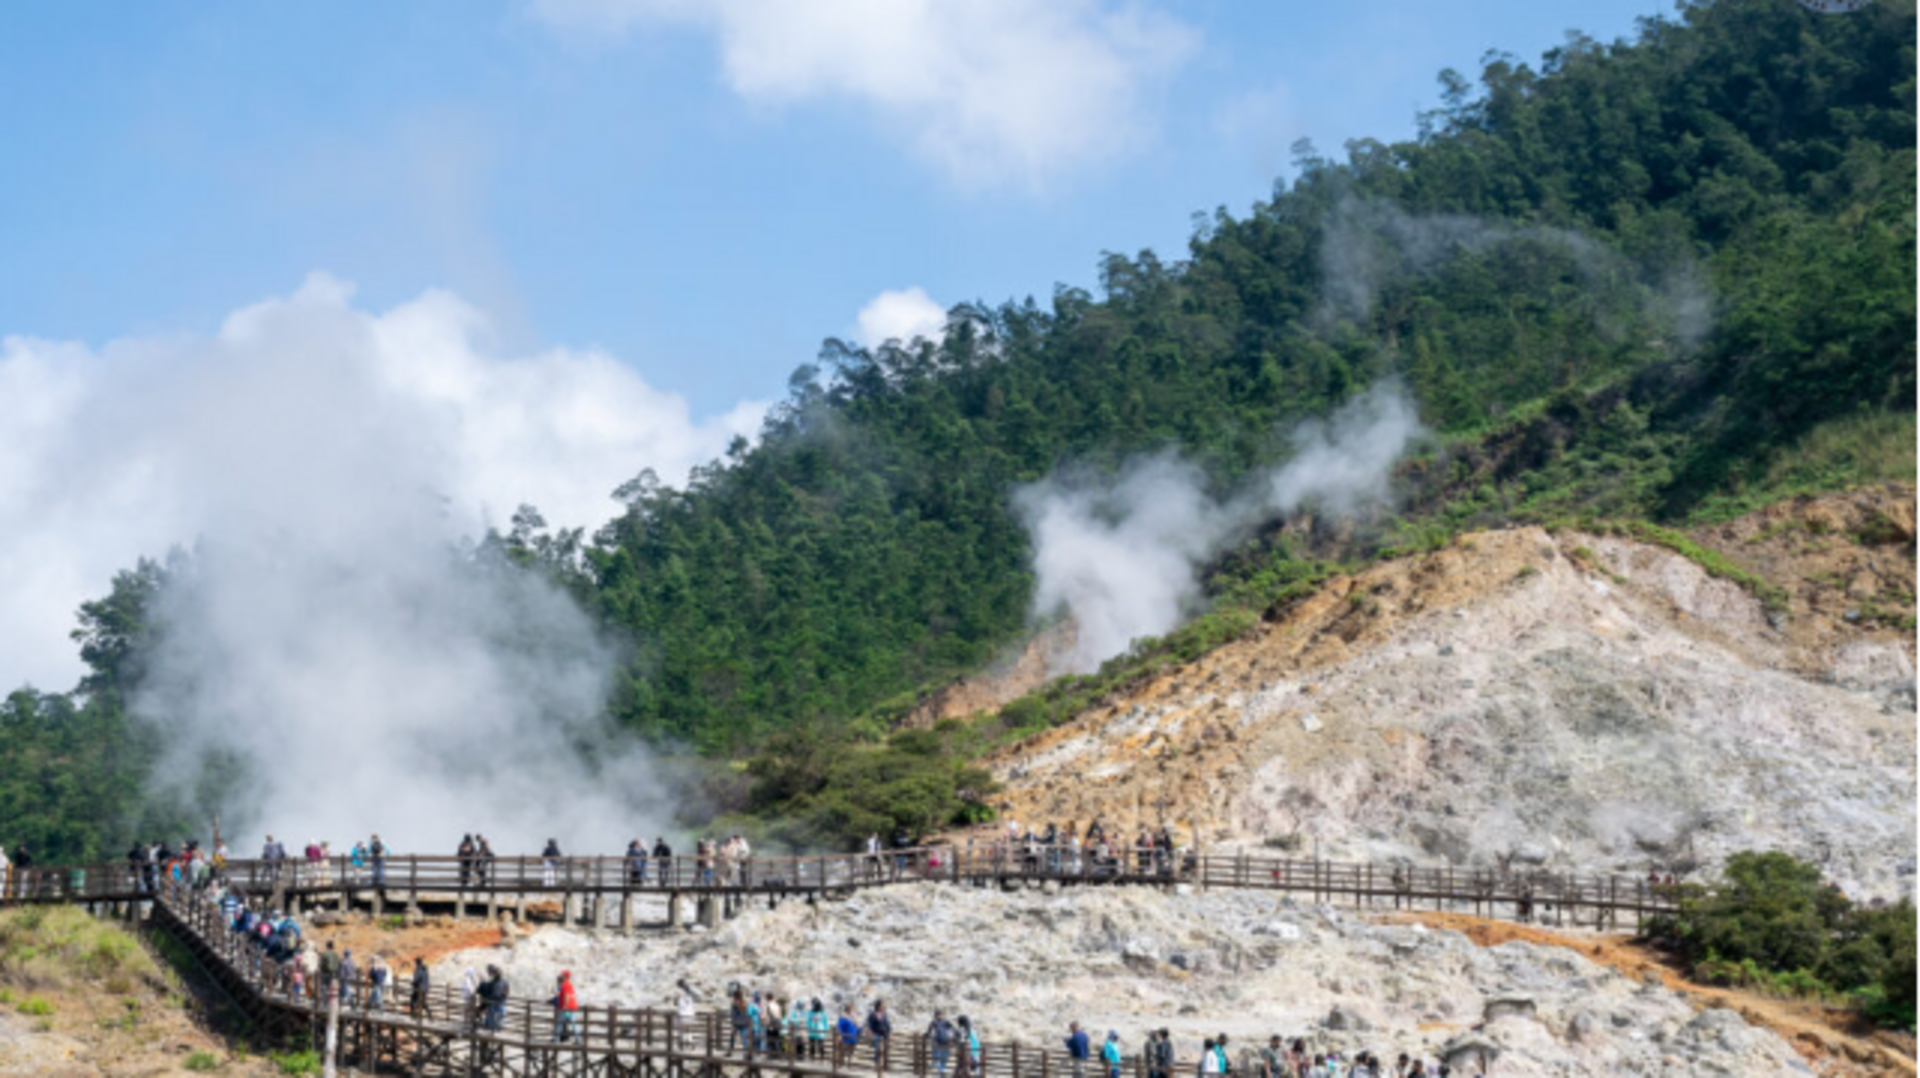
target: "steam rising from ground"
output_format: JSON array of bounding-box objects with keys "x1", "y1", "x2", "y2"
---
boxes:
[
  {"x1": 1018, "y1": 383, "x2": 1424, "y2": 673},
  {"x1": 1318, "y1": 197, "x2": 1711, "y2": 349},
  {"x1": 0, "y1": 275, "x2": 768, "y2": 853}
]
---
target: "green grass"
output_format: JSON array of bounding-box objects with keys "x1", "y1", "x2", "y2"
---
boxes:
[
  {"x1": 1689, "y1": 411, "x2": 1916, "y2": 524},
  {"x1": 184, "y1": 1049, "x2": 221, "y2": 1071},
  {"x1": 271, "y1": 1049, "x2": 322, "y2": 1076},
  {"x1": 1589, "y1": 520, "x2": 1790, "y2": 615},
  {"x1": 17, "y1": 996, "x2": 53, "y2": 1016},
  {"x1": 0, "y1": 905, "x2": 161, "y2": 994}
]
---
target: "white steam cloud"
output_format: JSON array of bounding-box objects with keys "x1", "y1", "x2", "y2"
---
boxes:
[
  {"x1": 0, "y1": 274, "x2": 769, "y2": 853},
  {"x1": 1018, "y1": 382, "x2": 1425, "y2": 673},
  {"x1": 1318, "y1": 197, "x2": 1712, "y2": 349}
]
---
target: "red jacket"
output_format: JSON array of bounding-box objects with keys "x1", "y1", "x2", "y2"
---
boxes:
[{"x1": 555, "y1": 979, "x2": 578, "y2": 1011}]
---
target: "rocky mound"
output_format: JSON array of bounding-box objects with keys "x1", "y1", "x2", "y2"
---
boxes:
[
  {"x1": 450, "y1": 885, "x2": 1812, "y2": 1077},
  {"x1": 984, "y1": 487, "x2": 1916, "y2": 898}
]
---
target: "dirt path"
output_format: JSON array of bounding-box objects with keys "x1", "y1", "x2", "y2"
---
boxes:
[{"x1": 1392, "y1": 911, "x2": 1917, "y2": 1078}]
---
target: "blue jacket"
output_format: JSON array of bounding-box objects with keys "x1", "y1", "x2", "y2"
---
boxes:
[{"x1": 1067, "y1": 1031, "x2": 1091, "y2": 1059}]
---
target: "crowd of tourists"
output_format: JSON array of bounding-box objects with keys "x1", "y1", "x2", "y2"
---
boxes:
[
  {"x1": 992, "y1": 818, "x2": 1190, "y2": 878},
  {"x1": 255, "y1": 833, "x2": 392, "y2": 887},
  {"x1": 3, "y1": 830, "x2": 1494, "y2": 1074}
]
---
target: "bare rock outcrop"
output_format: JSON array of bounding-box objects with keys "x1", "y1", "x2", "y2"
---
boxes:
[{"x1": 982, "y1": 488, "x2": 1916, "y2": 898}]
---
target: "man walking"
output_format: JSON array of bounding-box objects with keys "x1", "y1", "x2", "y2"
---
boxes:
[
  {"x1": 479, "y1": 965, "x2": 509, "y2": 1032},
  {"x1": 409, "y1": 957, "x2": 431, "y2": 1019}
]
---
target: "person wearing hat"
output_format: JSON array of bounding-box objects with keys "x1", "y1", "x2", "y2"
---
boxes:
[
  {"x1": 550, "y1": 970, "x2": 579, "y2": 1042},
  {"x1": 479, "y1": 965, "x2": 510, "y2": 1032},
  {"x1": 1101, "y1": 1031, "x2": 1123, "y2": 1078}
]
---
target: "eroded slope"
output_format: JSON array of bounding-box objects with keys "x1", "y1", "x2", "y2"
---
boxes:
[{"x1": 987, "y1": 488, "x2": 1916, "y2": 897}]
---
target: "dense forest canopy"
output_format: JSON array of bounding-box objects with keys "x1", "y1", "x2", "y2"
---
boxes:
[{"x1": 1, "y1": 0, "x2": 1912, "y2": 860}]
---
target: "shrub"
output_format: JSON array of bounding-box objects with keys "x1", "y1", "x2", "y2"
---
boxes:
[
  {"x1": 1645, "y1": 851, "x2": 1917, "y2": 1031},
  {"x1": 272, "y1": 1049, "x2": 322, "y2": 1075},
  {"x1": 0, "y1": 905, "x2": 161, "y2": 994},
  {"x1": 184, "y1": 1049, "x2": 220, "y2": 1071},
  {"x1": 17, "y1": 996, "x2": 53, "y2": 1016}
]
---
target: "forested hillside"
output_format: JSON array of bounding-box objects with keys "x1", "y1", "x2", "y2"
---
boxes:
[
  {"x1": 586, "y1": 0, "x2": 1913, "y2": 750},
  {"x1": 3, "y1": 0, "x2": 1911, "y2": 859}
]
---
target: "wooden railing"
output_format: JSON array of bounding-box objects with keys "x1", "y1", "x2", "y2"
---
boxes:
[
  {"x1": 0, "y1": 846, "x2": 1682, "y2": 920},
  {"x1": 153, "y1": 875, "x2": 1257, "y2": 1078}
]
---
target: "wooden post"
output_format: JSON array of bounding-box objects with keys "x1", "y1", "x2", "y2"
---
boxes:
[{"x1": 323, "y1": 985, "x2": 341, "y2": 1078}]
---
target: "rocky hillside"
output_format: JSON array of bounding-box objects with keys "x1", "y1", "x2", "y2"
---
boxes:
[
  {"x1": 458, "y1": 885, "x2": 1812, "y2": 1077},
  {"x1": 983, "y1": 487, "x2": 1916, "y2": 898}
]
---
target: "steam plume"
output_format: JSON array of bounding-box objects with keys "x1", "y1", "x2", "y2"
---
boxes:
[
  {"x1": 0, "y1": 275, "x2": 767, "y2": 853},
  {"x1": 1017, "y1": 382, "x2": 1424, "y2": 673},
  {"x1": 1318, "y1": 197, "x2": 1711, "y2": 350}
]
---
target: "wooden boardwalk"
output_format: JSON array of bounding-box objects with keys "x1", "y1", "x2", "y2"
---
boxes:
[
  {"x1": 153, "y1": 876, "x2": 1486, "y2": 1078},
  {"x1": 0, "y1": 846, "x2": 1678, "y2": 931},
  {"x1": 0, "y1": 849, "x2": 1683, "y2": 1075}
]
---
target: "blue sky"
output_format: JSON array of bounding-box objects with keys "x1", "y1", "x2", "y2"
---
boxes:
[{"x1": 0, "y1": 0, "x2": 1674, "y2": 416}]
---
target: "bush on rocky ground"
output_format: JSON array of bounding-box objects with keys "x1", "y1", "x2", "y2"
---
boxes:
[
  {"x1": 1645, "y1": 850, "x2": 1916, "y2": 1030},
  {"x1": 0, "y1": 905, "x2": 162, "y2": 995}
]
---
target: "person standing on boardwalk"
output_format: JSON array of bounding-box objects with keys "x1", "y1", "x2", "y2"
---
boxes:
[
  {"x1": 409, "y1": 957, "x2": 431, "y2": 1019},
  {"x1": 478, "y1": 965, "x2": 509, "y2": 1032},
  {"x1": 367, "y1": 953, "x2": 390, "y2": 1011},
  {"x1": 1066, "y1": 1021, "x2": 1091, "y2": 1078},
  {"x1": 784, "y1": 995, "x2": 809, "y2": 1054},
  {"x1": 542, "y1": 838, "x2": 563, "y2": 888},
  {"x1": 1101, "y1": 1032, "x2": 1123, "y2": 1078},
  {"x1": 1150, "y1": 1030, "x2": 1174, "y2": 1078},
  {"x1": 652, "y1": 836, "x2": 673, "y2": 885},
  {"x1": 675, "y1": 979, "x2": 700, "y2": 1050},
  {"x1": 956, "y1": 1016, "x2": 981, "y2": 1078},
  {"x1": 927, "y1": 1009, "x2": 957, "y2": 1076},
  {"x1": 867, "y1": 999, "x2": 893, "y2": 1072},
  {"x1": 728, "y1": 987, "x2": 753, "y2": 1054},
  {"x1": 835, "y1": 1004, "x2": 862, "y2": 1069},
  {"x1": 1257, "y1": 1036, "x2": 1283, "y2": 1078},
  {"x1": 476, "y1": 835, "x2": 497, "y2": 885},
  {"x1": 319, "y1": 941, "x2": 341, "y2": 1001},
  {"x1": 808, "y1": 999, "x2": 830, "y2": 1059},
  {"x1": 550, "y1": 971, "x2": 579, "y2": 1042},
  {"x1": 337, "y1": 949, "x2": 358, "y2": 1007},
  {"x1": 369, "y1": 834, "x2": 387, "y2": 887},
  {"x1": 457, "y1": 835, "x2": 476, "y2": 887}
]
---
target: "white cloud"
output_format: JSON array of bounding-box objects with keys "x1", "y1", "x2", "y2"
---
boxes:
[
  {"x1": 531, "y1": 0, "x2": 1200, "y2": 189},
  {"x1": 0, "y1": 274, "x2": 767, "y2": 694},
  {"x1": 853, "y1": 286, "x2": 947, "y2": 348}
]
